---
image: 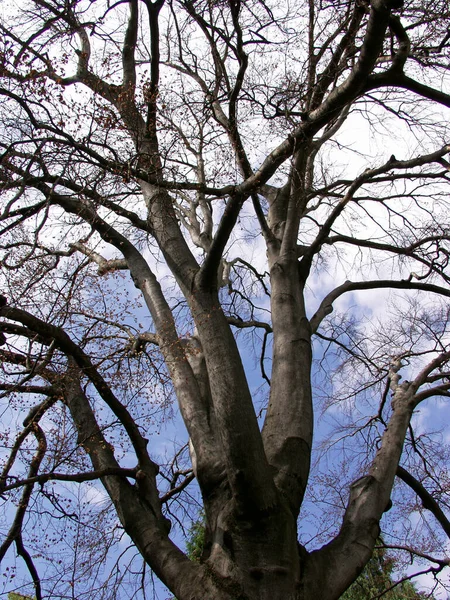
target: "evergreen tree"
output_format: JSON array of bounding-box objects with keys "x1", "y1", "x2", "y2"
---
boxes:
[
  {"x1": 185, "y1": 515, "x2": 206, "y2": 564},
  {"x1": 341, "y1": 545, "x2": 428, "y2": 600}
]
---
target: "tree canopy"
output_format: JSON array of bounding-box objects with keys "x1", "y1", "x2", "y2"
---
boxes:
[{"x1": 1, "y1": 0, "x2": 450, "y2": 599}]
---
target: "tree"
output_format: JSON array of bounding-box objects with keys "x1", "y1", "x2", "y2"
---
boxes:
[
  {"x1": 0, "y1": 0, "x2": 450, "y2": 598},
  {"x1": 185, "y1": 521, "x2": 431, "y2": 599},
  {"x1": 185, "y1": 513, "x2": 206, "y2": 564},
  {"x1": 341, "y1": 543, "x2": 430, "y2": 600}
]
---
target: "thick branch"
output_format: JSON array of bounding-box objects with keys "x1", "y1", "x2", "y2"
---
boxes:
[
  {"x1": 28, "y1": 188, "x2": 226, "y2": 513},
  {"x1": 16, "y1": 534, "x2": 42, "y2": 600},
  {"x1": 189, "y1": 291, "x2": 278, "y2": 515},
  {"x1": 365, "y1": 72, "x2": 450, "y2": 109},
  {"x1": 0, "y1": 304, "x2": 154, "y2": 471},
  {"x1": 310, "y1": 279, "x2": 450, "y2": 333},
  {"x1": 122, "y1": 0, "x2": 138, "y2": 89},
  {"x1": 303, "y1": 378, "x2": 415, "y2": 598},
  {"x1": 143, "y1": 0, "x2": 164, "y2": 137},
  {"x1": 396, "y1": 466, "x2": 450, "y2": 539},
  {"x1": 1, "y1": 467, "x2": 138, "y2": 493},
  {"x1": 196, "y1": 192, "x2": 246, "y2": 290},
  {"x1": 69, "y1": 241, "x2": 129, "y2": 275},
  {"x1": 262, "y1": 259, "x2": 313, "y2": 517}
]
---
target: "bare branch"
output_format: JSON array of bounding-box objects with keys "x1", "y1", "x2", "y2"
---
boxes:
[{"x1": 396, "y1": 466, "x2": 450, "y2": 539}]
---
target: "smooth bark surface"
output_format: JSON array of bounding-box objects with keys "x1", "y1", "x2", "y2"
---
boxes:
[{"x1": 1, "y1": 0, "x2": 450, "y2": 599}]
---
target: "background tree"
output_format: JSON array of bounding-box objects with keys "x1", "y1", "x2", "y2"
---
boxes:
[
  {"x1": 0, "y1": 0, "x2": 450, "y2": 599},
  {"x1": 341, "y1": 543, "x2": 431, "y2": 600}
]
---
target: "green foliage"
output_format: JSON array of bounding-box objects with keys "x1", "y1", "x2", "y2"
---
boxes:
[
  {"x1": 7, "y1": 593, "x2": 35, "y2": 600},
  {"x1": 185, "y1": 514, "x2": 205, "y2": 563},
  {"x1": 341, "y1": 545, "x2": 429, "y2": 600},
  {"x1": 169, "y1": 517, "x2": 206, "y2": 600}
]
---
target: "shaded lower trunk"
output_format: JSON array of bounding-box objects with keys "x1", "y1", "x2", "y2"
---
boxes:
[{"x1": 202, "y1": 498, "x2": 301, "y2": 600}]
